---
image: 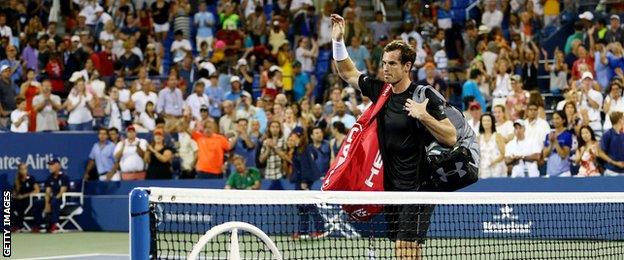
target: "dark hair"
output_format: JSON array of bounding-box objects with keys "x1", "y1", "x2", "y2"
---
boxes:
[
  {"x1": 553, "y1": 110, "x2": 568, "y2": 127},
  {"x1": 15, "y1": 96, "x2": 25, "y2": 105},
  {"x1": 383, "y1": 40, "x2": 416, "y2": 68},
  {"x1": 266, "y1": 120, "x2": 284, "y2": 139},
  {"x1": 332, "y1": 121, "x2": 347, "y2": 135},
  {"x1": 528, "y1": 91, "x2": 545, "y2": 108},
  {"x1": 469, "y1": 69, "x2": 481, "y2": 79},
  {"x1": 478, "y1": 113, "x2": 497, "y2": 134},
  {"x1": 236, "y1": 117, "x2": 248, "y2": 124},
  {"x1": 98, "y1": 127, "x2": 109, "y2": 134},
  {"x1": 610, "y1": 111, "x2": 623, "y2": 126},
  {"x1": 155, "y1": 117, "x2": 166, "y2": 125},
  {"x1": 577, "y1": 125, "x2": 596, "y2": 148},
  {"x1": 108, "y1": 127, "x2": 119, "y2": 134}
]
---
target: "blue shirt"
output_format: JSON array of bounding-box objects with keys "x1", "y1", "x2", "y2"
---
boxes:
[
  {"x1": 544, "y1": 130, "x2": 573, "y2": 177},
  {"x1": 205, "y1": 85, "x2": 224, "y2": 118},
  {"x1": 233, "y1": 135, "x2": 259, "y2": 169},
  {"x1": 291, "y1": 146, "x2": 321, "y2": 186},
  {"x1": 157, "y1": 87, "x2": 185, "y2": 116},
  {"x1": 46, "y1": 172, "x2": 70, "y2": 196},
  {"x1": 600, "y1": 128, "x2": 624, "y2": 173},
  {"x1": 461, "y1": 80, "x2": 486, "y2": 112},
  {"x1": 293, "y1": 72, "x2": 310, "y2": 102},
  {"x1": 89, "y1": 141, "x2": 116, "y2": 174},
  {"x1": 347, "y1": 46, "x2": 370, "y2": 73},
  {"x1": 595, "y1": 52, "x2": 611, "y2": 90},
  {"x1": 194, "y1": 11, "x2": 215, "y2": 37},
  {"x1": 309, "y1": 141, "x2": 331, "y2": 175}
]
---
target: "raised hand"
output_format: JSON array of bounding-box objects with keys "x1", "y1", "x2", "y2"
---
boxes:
[{"x1": 330, "y1": 14, "x2": 345, "y2": 41}]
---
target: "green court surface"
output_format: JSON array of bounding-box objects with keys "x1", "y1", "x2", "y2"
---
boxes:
[{"x1": 10, "y1": 232, "x2": 129, "y2": 259}]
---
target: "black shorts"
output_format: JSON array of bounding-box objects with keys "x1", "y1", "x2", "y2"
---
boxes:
[{"x1": 384, "y1": 204, "x2": 435, "y2": 243}]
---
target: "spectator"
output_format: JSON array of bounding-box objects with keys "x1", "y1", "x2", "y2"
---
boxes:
[
  {"x1": 224, "y1": 155, "x2": 261, "y2": 190},
  {"x1": 1, "y1": 45, "x2": 22, "y2": 88},
  {"x1": 0, "y1": 65, "x2": 17, "y2": 130},
  {"x1": 84, "y1": 128, "x2": 117, "y2": 181},
  {"x1": 0, "y1": 13, "x2": 12, "y2": 38},
  {"x1": 543, "y1": 48, "x2": 569, "y2": 93},
  {"x1": 145, "y1": 128, "x2": 175, "y2": 179},
  {"x1": 139, "y1": 101, "x2": 158, "y2": 131},
  {"x1": 10, "y1": 97, "x2": 29, "y2": 133},
  {"x1": 520, "y1": 43, "x2": 540, "y2": 90},
  {"x1": 246, "y1": 6, "x2": 266, "y2": 46},
  {"x1": 11, "y1": 163, "x2": 40, "y2": 233},
  {"x1": 492, "y1": 60, "x2": 512, "y2": 107},
  {"x1": 151, "y1": 0, "x2": 172, "y2": 41},
  {"x1": 573, "y1": 126, "x2": 601, "y2": 177},
  {"x1": 42, "y1": 158, "x2": 69, "y2": 233},
  {"x1": 186, "y1": 82, "x2": 210, "y2": 120},
  {"x1": 478, "y1": 113, "x2": 506, "y2": 178},
  {"x1": 418, "y1": 63, "x2": 448, "y2": 98},
  {"x1": 342, "y1": 9, "x2": 366, "y2": 45},
  {"x1": 259, "y1": 120, "x2": 288, "y2": 190},
  {"x1": 283, "y1": 107, "x2": 303, "y2": 137},
  {"x1": 347, "y1": 36, "x2": 371, "y2": 74},
  {"x1": 22, "y1": 37, "x2": 39, "y2": 73},
  {"x1": 171, "y1": 30, "x2": 192, "y2": 65},
  {"x1": 331, "y1": 101, "x2": 356, "y2": 129},
  {"x1": 131, "y1": 79, "x2": 158, "y2": 114},
  {"x1": 234, "y1": 59, "x2": 254, "y2": 95},
  {"x1": 524, "y1": 102, "x2": 551, "y2": 151},
  {"x1": 543, "y1": 111, "x2": 573, "y2": 177},
  {"x1": 311, "y1": 103, "x2": 328, "y2": 132},
  {"x1": 605, "y1": 15, "x2": 624, "y2": 45},
  {"x1": 265, "y1": 65, "x2": 283, "y2": 99},
  {"x1": 506, "y1": 75, "x2": 529, "y2": 121},
  {"x1": 105, "y1": 87, "x2": 123, "y2": 130},
  {"x1": 492, "y1": 104, "x2": 514, "y2": 142},
  {"x1": 295, "y1": 37, "x2": 318, "y2": 75},
  {"x1": 369, "y1": 11, "x2": 391, "y2": 44},
  {"x1": 64, "y1": 79, "x2": 95, "y2": 131},
  {"x1": 231, "y1": 118, "x2": 259, "y2": 169},
  {"x1": 114, "y1": 125, "x2": 148, "y2": 180},
  {"x1": 481, "y1": 0, "x2": 503, "y2": 30},
  {"x1": 177, "y1": 118, "x2": 198, "y2": 179},
  {"x1": 224, "y1": 76, "x2": 251, "y2": 103},
  {"x1": 604, "y1": 82, "x2": 624, "y2": 130},
  {"x1": 329, "y1": 121, "x2": 347, "y2": 165},
  {"x1": 292, "y1": 61, "x2": 312, "y2": 102},
  {"x1": 467, "y1": 102, "x2": 482, "y2": 135},
  {"x1": 571, "y1": 45, "x2": 594, "y2": 80},
  {"x1": 600, "y1": 111, "x2": 624, "y2": 176},
  {"x1": 205, "y1": 73, "x2": 225, "y2": 119},
  {"x1": 219, "y1": 100, "x2": 238, "y2": 135},
  {"x1": 577, "y1": 72, "x2": 603, "y2": 137},
  {"x1": 32, "y1": 80, "x2": 62, "y2": 132},
  {"x1": 309, "y1": 126, "x2": 331, "y2": 175},
  {"x1": 186, "y1": 118, "x2": 235, "y2": 179},
  {"x1": 116, "y1": 41, "x2": 142, "y2": 77},
  {"x1": 505, "y1": 120, "x2": 541, "y2": 178}
]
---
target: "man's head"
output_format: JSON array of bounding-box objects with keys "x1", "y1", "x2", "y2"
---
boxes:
[
  {"x1": 98, "y1": 128, "x2": 109, "y2": 143},
  {"x1": 168, "y1": 74, "x2": 178, "y2": 89},
  {"x1": 350, "y1": 36, "x2": 361, "y2": 48},
  {"x1": 126, "y1": 125, "x2": 137, "y2": 139},
  {"x1": 237, "y1": 117, "x2": 249, "y2": 132},
  {"x1": 292, "y1": 61, "x2": 302, "y2": 74},
  {"x1": 108, "y1": 127, "x2": 120, "y2": 142},
  {"x1": 313, "y1": 103, "x2": 323, "y2": 117},
  {"x1": 334, "y1": 101, "x2": 347, "y2": 116},
  {"x1": 375, "y1": 11, "x2": 383, "y2": 22},
  {"x1": 5, "y1": 45, "x2": 16, "y2": 59},
  {"x1": 382, "y1": 40, "x2": 416, "y2": 85},
  {"x1": 610, "y1": 111, "x2": 623, "y2": 129},
  {"x1": 611, "y1": 15, "x2": 621, "y2": 30},
  {"x1": 468, "y1": 102, "x2": 481, "y2": 120},
  {"x1": 311, "y1": 127, "x2": 324, "y2": 142},
  {"x1": 610, "y1": 82, "x2": 622, "y2": 99},
  {"x1": 200, "y1": 105, "x2": 209, "y2": 119},
  {"x1": 194, "y1": 82, "x2": 205, "y2": 95},
  {"x1": 16, "y1": 97, "x2": 26, "y2": 111},
  {"x1": 330, "y1": 87, "x2": 342, "y2": 102},
  {"x1": 525, "y1": 103, "x2": 539, "y2": 121},
  {"x1": 230, "y1": 76, "x2": 241, "y2": 92},
  {"x1": 174, "y1": 30, "x2": 184, "y2": 41},
  {"x1": 223, "y1": 100, "x2": 234, "y2": 114},
  {"x1": 202, "y1": 118, "x2": 218, "y2": 135},
  {"x1": 232, "y1": 155, "x2": 247, "y2": 175},
  {"x1": 41, "y1": 80, "x2": 52, "y2": 94},
  {"x1": 47, "y1": 159, "x2": 61, "y2": 174},
  {"x1": 424, "y1": 62, "x2": 436, "y2": 79},
  {"x1": 513, "y1": 119, "x2": 526, "y2": 140},
  {"x1": 581, "y1": 71, "x2": 594, "y2": 89}
]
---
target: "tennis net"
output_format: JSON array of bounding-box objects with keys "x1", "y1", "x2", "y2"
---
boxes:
[{"x1": 130, "y1": 188, "x2": 624, "y2": 259}]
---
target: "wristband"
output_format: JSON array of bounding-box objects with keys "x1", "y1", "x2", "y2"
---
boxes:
[{"x1": 332, "y1": 39, "x2": 348, "y2": 61}]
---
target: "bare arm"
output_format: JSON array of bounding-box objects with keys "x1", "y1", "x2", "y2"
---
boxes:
[
  {"x1": 331, "y1": 14, "x2": 363, "y2": 92},
  {"x1": 405, "y1": 99, "x2": 457, "y2": 147}
]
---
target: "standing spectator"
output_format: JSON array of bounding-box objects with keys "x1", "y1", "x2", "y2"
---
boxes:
[
  {"x1": 493, "y1": 105, "x2": 515, "y2": 142},
  {"x1": 151, "y1": 0, "x2": 172, "y2": 41},
  {"x1": 292, "y1": 61, "x2": 312, "y2": 102},
  {"x1": 171, "y1": 30, "x2": 192, "y2": 64},
  {"x1": 604, "y1": 82, "x2": 624, "y2": 130},
  {"x1": 329, "y1": 121, "x2": 347, "y2": 164},
  {"x1": 224, "y1": 76, "x2": 251, "y2": 103},
  {"x1": 524, "y1": 102, "x2": 551, "y2": 151},
  {"x1": 105, "y1": 87, "x2": 123, "y2": 131},
  {"x1": 114, "y1": 125, "x2": 148, "y2": 180},
  {"x1": 309, "y1": 126, "x2": 331, "y2": 175},
  {"x1": 492, "y1": 61, "x2": 512, "y2": 107},
  {"x1": 467, "y1": 102, "x2": 482, "y2": 135},
  {"x1": 543, "y1": 48, "x2": 569, "y2": 93},
  {"x1": 347, "y1": 37, "x2": 371, "y2": 74},
  {"x1": 571, "y1": 46, "x2": 594, "y2": 80},
  {"x1": 1, "y1": 45, "x2": 22, "y2": 89},
  {"x1": 605, "y1": 15, "x2": 624, "y2": 45},
  {"x1": 295, "y1": 37, "x2": 318, "y2": 75},
  {"x1": 505, "y1": 120, "x2": 541, "y2": 178},
  {"x1": 0, "y1": 65, "x2": 18, "y2": 130},
  {"x1": 145, "y1": 128, "x2": 175, "y2": 179},
  {"x1": 505, "y1": 75, "x2": 529, "y2": 121},
  {"x1": 481, "y1": 0, "x2": 503, "y2": 30},
  {"x1": 578, "y1": 72, "x2": 604, "y2": 137},
  {"x1": 543, "y1": 111, "x2": 573, "y2": 177},
  {"x1": 32, "y1": 80, "x2": 62, "y2": 132},
  {"x1": 64, "y1": 79, "x2": 95, "y2": 131},
  {"x1": 600, "y1": 112, "x2": 624, "y2": 176},
  {"x1": 234, "y1": 59, "x2": 254, "y2": 95},
  {"x1": 231, "y1": 118, "x2": 259, "y2": 169},
  {"x1": 259, "y1": 121, "x2": 289, "y2": 190},
  {"x1": 520, "y1": 44, "x2": 540, "y2": 90},
  {"x1": 45, "y1": 52, "x2": 65, "y2": 95},
  {"x1": 418, "y1": 63, "x2": 448, "y2": 99},
  {"x1": 462, "y1": 69, "x2": 487, "y2": 112},
  {"x1": 139, "y1": 101, "x2": 158, "y2": 131},
  {"x1": 219, "y1": 100, "x2": 238, "y2": 135},
  {"x1": 186, "y1": 82, "x2": 210, "y2": 120},
  {"x1": 22, "y1": 37, "x2": 39, "y2": 73},
  {"x1": 111, "y1": 77, "x2": 133, "y2": 128},
  {"x1": 186, "y1": 118, "x2": 235, "y2": 179},
  {"x1": 224, "y1": 155, "x2": 261, "y2": 190},
  {"x1": 369, "y1": 11, "x2": 391, "y2": 44},
  {"x1": 10, "y1": 97, "x2": 29, "y2": 133},
  {"x1": 131, "y1": 79, "x2": 158, "y2": 114},
  {"x1": 11, "y1": 163, "x2": 40, "y2": 232},
  {"x1": 478, "y1": 113, "x2": 507, "y2": 178},
  {"x1": 573, "y1": 126, "x2": 601, "y2": 177},
  {"x1": 330, "y1": 101, "x2": 356, "y2": 129},
  {"x1": 246, "y1": 6, "x2": 266, "y2": 46},
  {"x1": 84, "y1": 128, "x2": 117, "y2": 181},
  {"x1": 42, "y1": 159, "x2": 69, "y2": 233},
  {"x1": 116, "y1": 41, "x2": 142, "y2": 77},
  {"x1": 0, "y1": 13, "x2": 12, "y2": 38},
  {"x1": 205, "y1": 73, "x2": 224, "y2": 119},
  {"x1": 177, "y1": 118, "x2": 198, "y2": 179}
]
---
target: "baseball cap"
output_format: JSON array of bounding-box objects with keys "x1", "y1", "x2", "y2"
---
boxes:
[
  {"x1": 237, "y1": 58, "x2": 248, "y2": 67},
  {"x1": 582, "y1": 71, "x2": 594, "y2": 80},
  {"x1": 47, "y1": 158, "x2": 60, "y2": 165},
  {"x1": 273, "y1": 20, "x2": 280, "y2": 26},
  {"x1": 200, "y1": 105, "x2": 209, "y2": 112},
  {"x1": 0, "y1": 65, "x2": 9, "y2": 72},
  {"x1": 468, "y1": 101, "x2": 481, "y2": 110},
  {"x1": 510, "y1": 74, "x2": 522, "y2": 82},
  {"x1": 478, "y1": 25, "x2": 490, "y2": 35},
  {"x1": 292, "y1": 126, "x2": 304, "y2": 136},
  {"x1": 241, "y1": 91, "x2": 252, "y2": 99},
  {"x1": 230, "y1": 76, "x2": 241, "y2": 83},
  {"x1": 579, "y1": 11, "x2": 594, "y2": 21},
  {"x1": 269, "y1": 65, "x2": 282, "y2": 73},
  {"x1": 611, "y1": 14, "x2": 621, "y2": 21},
  {"x1": 71, "y1": 35, "x2": 80, "y2": 42},
  {"x1": 513, "y1": 119, "x2": 526, "y2": 128},
  {"x1": 126, "y1": 125, "x2": 136, "y2": 132},
  {"x1": 95, "y1": 5, "x2": 104, "y2": 13}
]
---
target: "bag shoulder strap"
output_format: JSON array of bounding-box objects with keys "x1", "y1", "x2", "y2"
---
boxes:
[{"x1": 368, "y1": 84, "x2": 392, "y2": 116}]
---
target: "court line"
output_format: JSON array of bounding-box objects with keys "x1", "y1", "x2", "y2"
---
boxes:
[{"x1": 18, "y1": 253, "x2": 129, "y2": 260}]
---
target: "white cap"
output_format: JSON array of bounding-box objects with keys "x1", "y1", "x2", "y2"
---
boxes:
[
  {"x1": 513, "y1": 119, "x2": 526, "y2": 128},
  {"x1": 95, "y1": 5, "x2": 104, "y2": 13},
  {"x1": 478, "y1": 25, "x2": 490, "y2": 34},
  {"x1": 582, "y1": 71, "x2": 594, "y2": 80},
  {"x1": 579, "y1": 11, "x2": 594, "y2": 21},
  {"x1": 173, "y1": 55, "x2": 185, "y2": 63},
  {"x1": 71, "y1": 35, "x2": 80, "y2": 42},
  {"x1": 273, "y1": 20, "x2": 280, "y2": 26},
  {"x1": 69, "y1": 71, "x2": 83, "y2": 82},
  {"x1": 269, "y1": 65, "x2": 282, "y2": 73},
  {"x1": 611, "y1": 14, "x2": 620, "y2": 21},
  {"x1": 236, "y1": 58, "x2": 247, "y2": 67},
  {"x1": 0, "y1": 65, "x2": 9, "y2": 72},
  {"x1": 230, "y1": 76, "x2": 241, "y2": 83}
]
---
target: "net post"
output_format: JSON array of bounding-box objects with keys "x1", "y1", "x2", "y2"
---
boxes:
[{"x1": 130, "y1": 188, "x2": 150, "y2": 260}]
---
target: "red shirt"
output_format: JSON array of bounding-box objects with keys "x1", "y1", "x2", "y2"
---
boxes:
[
  {"x1": 92, "y1": 51, "x2": 115, "y2": 77},
  {"x1": 572, "y1": 57, "x2": 595, "y2": 80},
  {"x1": 215, "y1": 30, "x2": 243, "y2": 56}
]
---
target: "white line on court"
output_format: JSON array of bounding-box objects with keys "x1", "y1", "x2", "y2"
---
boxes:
[{"x1": 17, "y1": 253, "x2": 129, "y2": 260}]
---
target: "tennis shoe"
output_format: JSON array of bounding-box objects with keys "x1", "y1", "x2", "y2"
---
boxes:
[{"x1": 310, "y1": 231, "x2": 329, "y2": 239}]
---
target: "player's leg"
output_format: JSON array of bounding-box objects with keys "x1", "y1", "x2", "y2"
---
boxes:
[{"x1": 394, "y1": 204, "x2": 435, "y2": 260}]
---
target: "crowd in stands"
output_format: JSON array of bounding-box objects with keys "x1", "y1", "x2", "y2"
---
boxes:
[{"x1": 2, "y1": 0, "x2": 624, "y2": 187}]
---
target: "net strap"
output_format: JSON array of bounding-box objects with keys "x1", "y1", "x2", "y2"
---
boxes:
[{"x1": 187, "y1": 221, "x2": 283, "y2": 260}]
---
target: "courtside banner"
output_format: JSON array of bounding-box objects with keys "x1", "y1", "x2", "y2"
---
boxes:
[{"x1": 0, "y1": 132, "x2": 95, "y2": 189}]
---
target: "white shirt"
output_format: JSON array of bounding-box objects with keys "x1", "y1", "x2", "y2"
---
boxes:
[
  {"x1": 493, "y1": 74, "x2": 512, "y2": 98},
  {"x1": 99, "y1": 30, "x2": 115, "y2": 42},
  {"x1": 107, "y1": 99, "x2": 123, "y2": 130},
  {"x1": 118, "y1": 88, "x2": 132, "y2": 121},
  {"x1": 481, "y1": 9, "x2": 503, "y2": 29},
  {"x1": 433, "y1": 50, "x2": 448, "y2": 70},
  {"x1": 295, "y1": 47, "x2": 314, "y2": 73},
  {"x1": 579, "y1": 89, "x2": 604, "y2": 129},
  {"x1": 131, "y1": 91, "x2": 158, "y2": 114},
  {"x1": 178, "y1": 132, "x2": 198, "y2": 171},
  {"x1": 497, "y1": 121, "x2": 515, "y2": 140},
  {"x1": 185, "y1": 93, "x2": 210, "y2": 120},
  {"x1": 171, "y1": 39, "x2": 192, "y2": 62},
  {"x1": 10, "y1": 110, "x2": 28, "y2": 133},
  {"x1": 139, "y1": 112, "x2": 156, "y2": 131},
  {"x1": 525, "y1": 118, "x2": 551, "y2": 150},
  {"x1": 604, "y1": 96, "x2": 624, "y2": 130},
  {"x1": 505, "y1": 137, "x2": 541, "y2": 178},
  {"x1": 80, "y1": 5, "x2": 99, "y2": 25},
  {"x1": 290, "y1": 0, "x2": 313, "y2": 12},
  {"x1": 114, "y1": 138, "x2": 148, "y2": 172},
  {"x1": 482, "y1": 51, "x2": 498, "y2": 76},
  {"x1": 0, "y1": 25, "x2": 12, "y2": 38},
  {"x1": 67, "y1": 93, "x2": 94, "y2": 124},
  {"x1": 331, "y1": 114, "x2": 357, "y2": 129}
]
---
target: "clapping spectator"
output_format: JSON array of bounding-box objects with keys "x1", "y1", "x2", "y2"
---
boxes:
[
  {"x1": 184, "y1": 118, "x2": 235, "y2": 179},
  {"x1": 186, "y1": 82, "x2": 210, "y2": 121},
  {"x1": 492, "y1": 105, "x2": 514, "y2": 142},
  {"x1": 259, "y1": 121, "x2": 288, "y2": 189},
  {"x1": 64, "y1": 79, "x2": 95, "y2": 131},
  {"x1": 105, "y1": 87, "x2": 123, "y2": 130},
  {"x1": 505, "y1": 75, "x2": 529, "y2": 121},
  {"x1": 231, "y1": 118, "x2": 259, "y2": 169},
  {"x1": 145, "y1": 128, "x2": 175, "y2": 179},
  {"x1": 543, "y1": 111, "x2": 573, "y2": 177},
  {"x1": 329, "y1": 121, "x2": 347, "y2": 165},
  {"x1": 605, "y1": 15, "x2": 624, "y2": 45},
  {"x1": 524, "y1": 102, "x2": 551, "y2": 151},
  {"x1": 478, "y1": 113, "x2": 506, "y2": 178},
  {"x1": 10, "y1": 97, "x2": 29, "y2": 133},
  {"x1": 577, "y1": 72, "x2": 603, "y2": 137},
  {"x1": 32, "y1": 80, "x2": 62, "y2": 132},
  {"x1": 131, "y1": 79, "x2": 158, "y2": 114},
  {"x1": 505, "y1": 120, "x2": 541, "y2": 178},
  {"x1": 139, "y1": 101, "x2": 158, "y2": 131},
  {"x1": 114, "y1": 125, "x2": 148, "y2": 180},
  {"x1": 573, "y1": 126, "x2": 601, "y2": 177},
  {"x1": 604, "y1": 82, "x2": 624, "y2": 130}
]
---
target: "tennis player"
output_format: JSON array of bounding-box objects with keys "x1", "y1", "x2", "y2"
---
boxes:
[{"x1": 330, "y1": 14, "x2": 458, "y2": 259}]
